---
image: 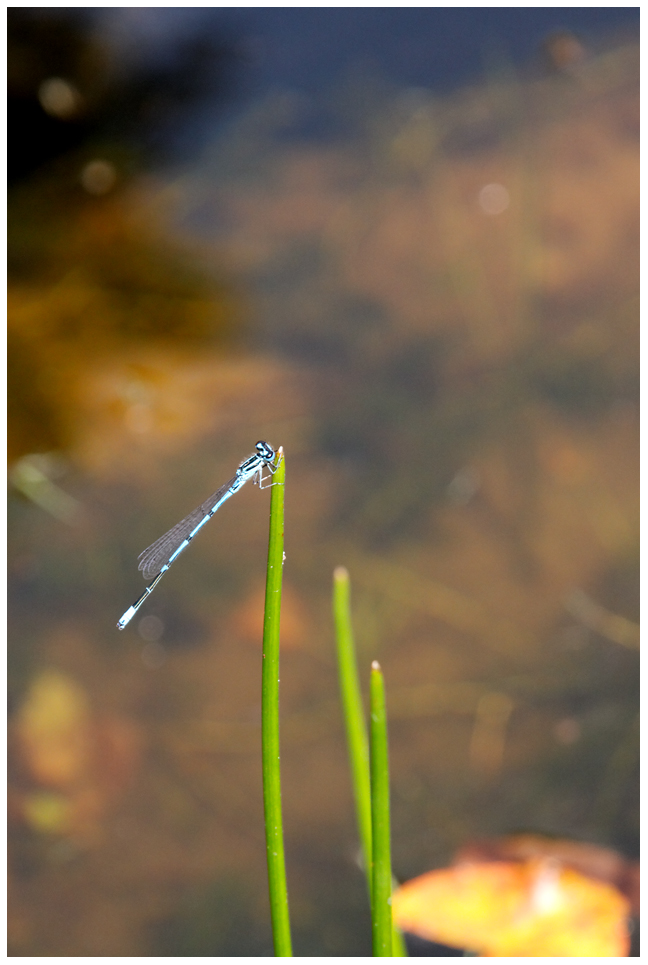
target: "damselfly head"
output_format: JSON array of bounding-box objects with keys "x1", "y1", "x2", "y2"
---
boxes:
[{"x1": 256, "y1": 440, "x2": 275, "y2": 461}]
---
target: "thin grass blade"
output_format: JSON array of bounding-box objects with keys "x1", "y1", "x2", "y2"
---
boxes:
[
  {"x1": 333, "y1": 566, "x2": 373, "y2": 885},
  {"x1": 370, "y1": 661, "x2": 393, "y2": 957},
  {"x1": 333, "y1": 568, "x2": 407, "y2": 957},
  {"x1": 261, "y1": 449, "x2": 292, "y2": 956}
]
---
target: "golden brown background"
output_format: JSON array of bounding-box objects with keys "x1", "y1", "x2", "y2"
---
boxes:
[{"x1": 8, "y1": 11, "x2": 638, "y2": 956}]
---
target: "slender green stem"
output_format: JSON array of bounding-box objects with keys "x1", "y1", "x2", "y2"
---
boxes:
[
  {"x1": 333, "y1": 566, "x2": 373, "y2": 889},
  {"x1": 333, "y1": 568, "x2": 407, "y2": 957},
  {"x1": 370, "y1": 661, "x2": 393, "y2": 957},
  {"x1": 261, "y1": 449, "x2": 292, "y2": 957}
]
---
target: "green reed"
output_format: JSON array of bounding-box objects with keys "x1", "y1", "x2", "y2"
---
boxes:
[
  {"x1": 333, "y1": 566, "x2": 406, "y2": 956},
  {"x1": 370, "y1": 661, "x2": 393, "y2": 956},
  {"x1": 261, "y1": 449, "x2": 292, "y2": 956}
]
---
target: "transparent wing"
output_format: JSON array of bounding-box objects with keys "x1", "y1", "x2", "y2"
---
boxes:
[{"x1": 137, "y1": 474, "x2": 239, "y2": 580}]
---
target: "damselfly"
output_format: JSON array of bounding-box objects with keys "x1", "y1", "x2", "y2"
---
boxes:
[{"x1": 117, "y1": 441, "x2": 281, "y2": 630}]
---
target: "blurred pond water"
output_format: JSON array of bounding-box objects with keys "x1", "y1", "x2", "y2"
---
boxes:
[{"x1": 8, "y1": 20, "x2": 638, "y2": 956}]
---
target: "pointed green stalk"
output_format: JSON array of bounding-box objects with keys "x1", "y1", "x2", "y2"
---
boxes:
[
  {"x1": 333, "y1": 567, "x2": 407, "y2": 957},
  {"x1": 333, "y1": 566, "x2": 373, "y2": 883},
  {"x1": 370, "y1": 661, "x2": 393, "y2": 957},
  {"x1": 261, "y1": 448, "x2": 292, "y2": 956}
]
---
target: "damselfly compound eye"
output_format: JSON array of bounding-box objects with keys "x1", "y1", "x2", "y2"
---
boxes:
[{"x1": 256, "y1": 441, "x2": 274, "y2": 459}]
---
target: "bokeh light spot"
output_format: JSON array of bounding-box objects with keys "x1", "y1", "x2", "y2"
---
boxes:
[
  {"x1": 38, "y1": 77, "x2": 82, "y2": 119},
  {"x1": 478, "y1": 182, "x2": 510, "y2": 215},
  {"x1": 138, "y1": 615, "x2": 165, "y2": 642},
  {"x1": 553, "y1": 717, "x2": 581, "y2": 745},
  {"x1": 80, "y1": 160, "x2": 117, "y2": 196}
]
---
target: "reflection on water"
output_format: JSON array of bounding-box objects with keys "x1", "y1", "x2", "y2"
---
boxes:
[{"x1": 8, "y1": 15, "x2": 638, "y2": 957}]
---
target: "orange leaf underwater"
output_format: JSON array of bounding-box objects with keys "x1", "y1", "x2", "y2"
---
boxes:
[{"x1": 392, "y1": 858, "x2": 630, "y2": 957}]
